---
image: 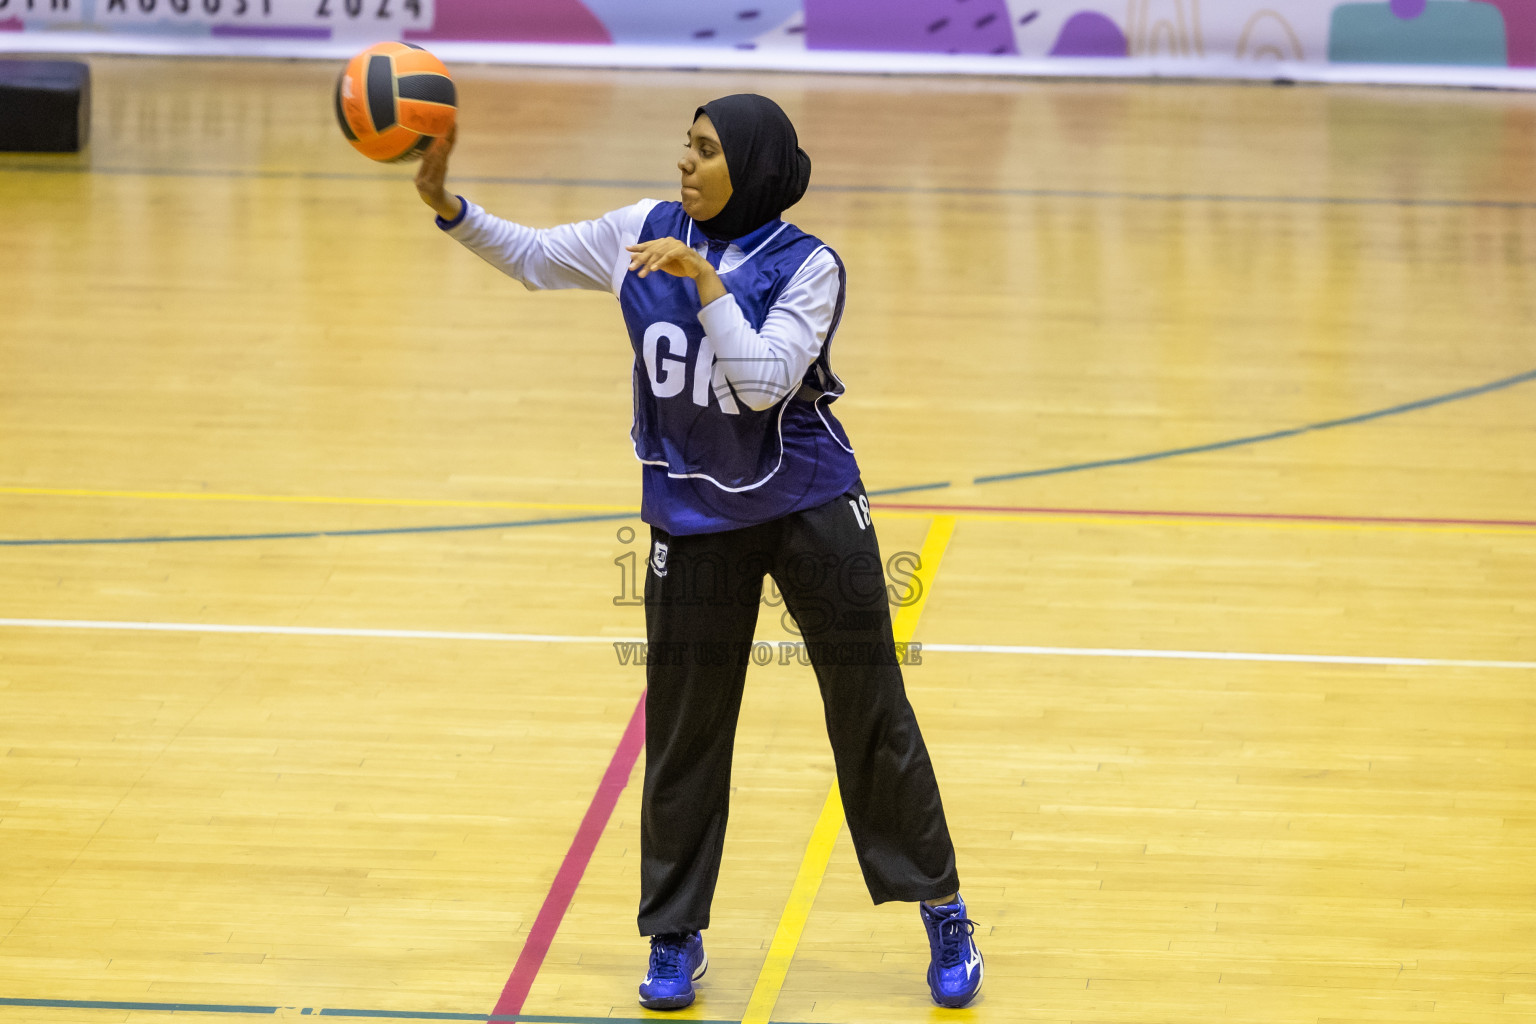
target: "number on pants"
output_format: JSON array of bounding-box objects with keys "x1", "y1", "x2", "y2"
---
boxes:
[{"x1": 848, "y1": 494, "x2": 871, "y2": 530}]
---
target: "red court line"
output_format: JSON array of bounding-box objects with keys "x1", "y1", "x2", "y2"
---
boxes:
[
  {"x1": 872, "y1": 502, "x2": 1536, "y2": 529},
  {"x1": 491, "y1": 689, "x2": 647, "y2": 1021}
]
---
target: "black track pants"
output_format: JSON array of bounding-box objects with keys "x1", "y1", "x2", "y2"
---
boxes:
[{"x1": 636, "y1": 481, "x2": 959, "y2": 936}]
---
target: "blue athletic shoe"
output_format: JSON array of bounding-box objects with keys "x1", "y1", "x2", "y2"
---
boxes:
[
  {"x1": 637, "y1": 931, "x2": 707, "y2": 1010},
  {"x1": 920, "y1": 896, "x2": 983, "y2": 1008}
]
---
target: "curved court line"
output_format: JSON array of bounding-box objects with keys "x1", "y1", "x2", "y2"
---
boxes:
[
  {"x1": 865, "y1": 480, "x2": 951, "y2": 496},
  {"x1": 974, "y1": 366, "x2": 1536, "y2": 485},
  {"x1": 0, "y1": 488, "x2": 919, "y2": 546},
  {"x1": 0, "y1": 482, "x2": 933, "y2": 509},
  {"x1": 0, "y1": 509, "x2": 640, "y2": 546},
  {"x1": 5, "y1": 369, "x2": 1531, "y2": 547},
  {"x1": 7, "y1": 163, "x2": 1536, "y2": 210},
  {"x1": 0, "y1": 485, "x2": 635, "y2": 513},
  {"x1": 10, "y1": 491, "x2": 1534, "y2": 534}
]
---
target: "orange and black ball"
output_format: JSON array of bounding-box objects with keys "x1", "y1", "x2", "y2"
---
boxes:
[{"x1": 335, "y1": 42, "x2": 456, "y2": 163}]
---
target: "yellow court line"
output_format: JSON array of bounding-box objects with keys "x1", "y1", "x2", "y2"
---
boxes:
[
  {"x1": 0, "y1": 485, "x2": 634, "y2": 514},
  {"x1": 741, "y1": 514, "x2": 957, "y2": 1024}
]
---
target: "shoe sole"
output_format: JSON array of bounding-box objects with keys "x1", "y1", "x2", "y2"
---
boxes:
[
  {"x1": 928, "y1": 957, "x2": 982, "y2": 1009},
  {"x1": 637, "y1": 956, "x2": 708, "y2": 1011}
]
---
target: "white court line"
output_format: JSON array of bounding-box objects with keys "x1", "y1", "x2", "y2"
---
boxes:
[
  {"x1": 921, "y1": 643, "x2": 1536, "y2": 669},
  {"x1": 1, "y1": 618, "x2": 1533, "y2": 670},
  {"x1": 0, "y1": 618, "x2": 641, "y2": 645}
]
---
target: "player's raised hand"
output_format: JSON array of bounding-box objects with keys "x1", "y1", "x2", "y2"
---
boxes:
[
  {"x1": 627, "y1": 237, "x2": 726, "y2": 305},
  {"x1": 627, "y1": 237, "x2": 709, "y2": 279},
  {"x1": 415, "y1": 124, "x2": 462, "y2": 221}
]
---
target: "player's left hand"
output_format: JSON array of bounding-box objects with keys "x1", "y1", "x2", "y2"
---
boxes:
[
  {"x1": 415, "y1": 124, "x2": 461, "y2": 220},
  {"x1": 626, "y1": 237, "x2": 710, "y2": 279}
]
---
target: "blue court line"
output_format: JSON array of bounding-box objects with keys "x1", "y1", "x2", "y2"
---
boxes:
[
  {"x1": 1, "y1": 488, "x2": 932, "y2": 547},
  {"x1": 865, "y1": 480, "x2": 951, "y2": 496},
  {"x1": 973, "y1": 365, "x2": 1536, "y2": 484},
  {"x1": 4, "y1": 368, "x2": 1531, "y2": 546},
  {"x1": 5, "y1": 162, "x2": 1536, "y2": 210},
  {"x1": 0, "y1": 998, "x2": 279, "y2": 1014},
  {"x1": 0, "y1": 998, "x2": 828, "y2": 1024},
  {"x1": 0, "y1": 510, "x2": 639, "y2": 547}
]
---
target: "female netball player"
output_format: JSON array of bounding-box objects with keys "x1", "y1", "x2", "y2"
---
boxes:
[{"x1": 413, "y1": 94, "x2": 983, "y2": 1011}]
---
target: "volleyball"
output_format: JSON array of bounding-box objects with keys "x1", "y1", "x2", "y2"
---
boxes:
[{"x1": 334, "y1": 42, "x2": 456, "y2": 163}]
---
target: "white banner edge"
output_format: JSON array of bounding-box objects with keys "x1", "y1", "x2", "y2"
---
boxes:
[{"x1": 5, "y1": 35, "x2": 1536, "y2": 91}]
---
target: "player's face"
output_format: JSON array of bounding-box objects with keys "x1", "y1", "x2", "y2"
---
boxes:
[{"x1": 679, "y1": 114, "x2": 733, "y2": 221}]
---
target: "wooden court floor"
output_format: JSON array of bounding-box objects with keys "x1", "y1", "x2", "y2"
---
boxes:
[{"x1": 2, "y1": 57, "x2": 1535, "y2": 1024}]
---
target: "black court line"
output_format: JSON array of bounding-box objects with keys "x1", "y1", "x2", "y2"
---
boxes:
[{"x1": 5, "y1": 162, "x2": 1536, "y2": 209}]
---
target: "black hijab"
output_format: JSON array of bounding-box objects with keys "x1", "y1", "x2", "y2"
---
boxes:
[{"x1": 692, "y1": 94, "x2": 812, "y2": 242}]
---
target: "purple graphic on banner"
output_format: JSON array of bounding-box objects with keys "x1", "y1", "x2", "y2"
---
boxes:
[
  {"x1": 1048, "y1": 11, "x2": 1127, "y2": 56},
  {"x1": 580, "y1": 1, "x2": 801, "y2": 48},
  {"x1": 1475, "y1": 0, "x2": 1536, "y2": 65},
  {"x1": 212, "y1": 24, "x2": 330, "y2": 38},
  {"x1": 406, "y1": 0, "x2": 611, "y2": 43},
  {"x1": 804, "y1": 0, "x2": 1017, "y2": 55},
  {"x1": 1391, "y1": 0, "x2": 1427, "y2": 17},
  {"x1": 0, "y1": 17, "x2": 21, "y2": 31}
]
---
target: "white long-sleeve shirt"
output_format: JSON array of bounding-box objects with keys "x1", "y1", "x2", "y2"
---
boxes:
[{"x1": 442, "y1": 198, "x2": 842, "y2": 411}]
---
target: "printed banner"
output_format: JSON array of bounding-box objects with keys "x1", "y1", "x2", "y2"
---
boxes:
[
  {"x1": 2, "y1": 0, "x2": 433, "y2": 40},
  {"x1": 4, "y1": 0, "x2": 1536, "y2": 80}
]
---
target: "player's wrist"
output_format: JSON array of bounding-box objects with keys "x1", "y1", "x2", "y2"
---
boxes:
[
  {"x1": 434, "y1": 194, "x2": 468, "y2": 228},
  {"x1": 694, "y1": 264, "x2": 727, "y2": 305}
]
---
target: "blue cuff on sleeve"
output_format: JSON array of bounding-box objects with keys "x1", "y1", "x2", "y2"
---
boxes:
[{"x1": 435, "y1": 196, "x2": 469, "y2": 231}]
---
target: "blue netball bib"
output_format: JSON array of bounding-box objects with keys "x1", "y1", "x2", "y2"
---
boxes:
[{"x1": 619, "y1": 202, "x2": 860, "y2": 535}]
